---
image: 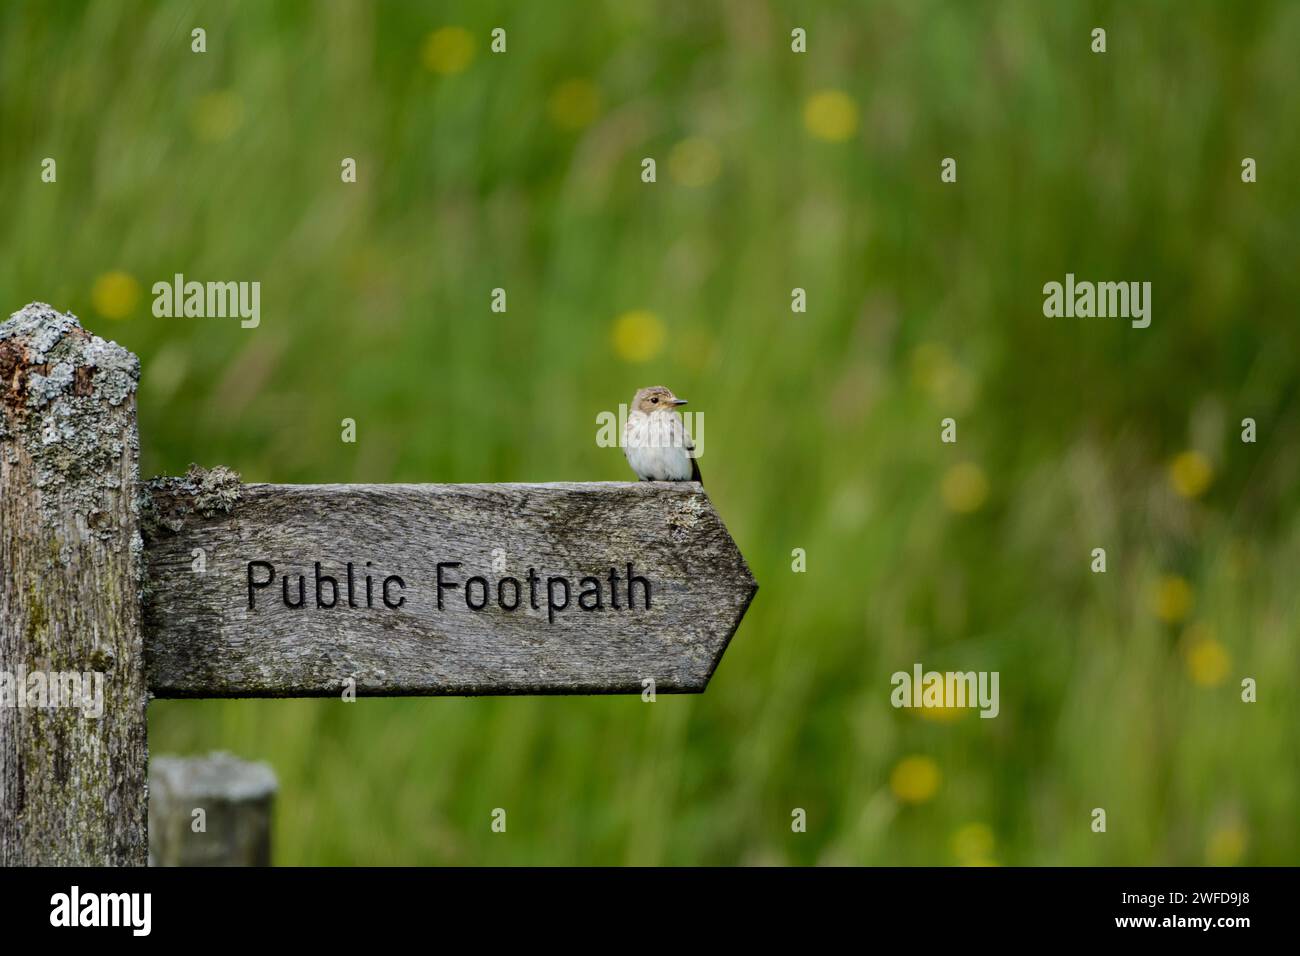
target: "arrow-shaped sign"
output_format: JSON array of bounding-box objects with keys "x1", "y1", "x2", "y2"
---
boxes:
[{"x1": 143, "y1": 471, "x2": 757, "y2": 697}]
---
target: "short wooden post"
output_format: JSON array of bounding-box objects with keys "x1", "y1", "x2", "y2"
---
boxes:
[
  {"x1": 149, "y1": 752, "x2": 277, "y2": 866},
  {"x1": 0, "y1": 303, "x2": 148, "y2": 865}
]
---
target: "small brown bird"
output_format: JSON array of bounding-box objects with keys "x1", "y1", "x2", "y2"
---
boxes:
[{"x1": 623, "y1": 386, "x2": 701, "y2": 483}]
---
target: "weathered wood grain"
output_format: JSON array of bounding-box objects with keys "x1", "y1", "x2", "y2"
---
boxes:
[
  {"x1": 143, "y1": 476, "x2": 757, "y2": 697},
  {"x1": 0, "y1": 303, "x2": 148, "y2": 865}
]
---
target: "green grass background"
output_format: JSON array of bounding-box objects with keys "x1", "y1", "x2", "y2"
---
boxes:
[{"x1": 3, "y1": 0, "x2": 1298, "y2": 864}]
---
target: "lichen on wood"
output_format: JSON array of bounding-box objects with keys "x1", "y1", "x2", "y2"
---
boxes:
[
  {"x1": 141, "y1": 463, "x2": 243, "y2": 537},
  {"x1": 0, "y1": 302, "x2": 148, "y2": 865}
]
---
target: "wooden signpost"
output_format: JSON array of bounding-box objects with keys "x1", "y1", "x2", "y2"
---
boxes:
[{"x1": 0, "y1": 303, "x2": 757, "y2": 866}]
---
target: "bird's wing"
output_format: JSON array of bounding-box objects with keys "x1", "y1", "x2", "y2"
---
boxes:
[{"x1": 685, "y1": 430, "x2": 702, "y2": 484}]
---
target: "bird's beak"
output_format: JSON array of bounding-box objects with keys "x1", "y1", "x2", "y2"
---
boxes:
[{"x1": 672, "y1": 398, "x2": 688, "y2": 406}]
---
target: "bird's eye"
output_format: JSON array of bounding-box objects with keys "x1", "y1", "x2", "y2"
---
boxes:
[{"x1": 651, "y1": 397, "x2": 658, "y2": 404}]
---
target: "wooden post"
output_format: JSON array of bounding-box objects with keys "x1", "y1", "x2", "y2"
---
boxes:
[
  {"x1": 1, "y1": 299, "x2": 757, "y2": 866},
  {"x1": 149, "y1": 752, "x2": 277, "y2": 866},
  {"x1": 0, "y1": 303, "x2": 148, "y2": 865}
]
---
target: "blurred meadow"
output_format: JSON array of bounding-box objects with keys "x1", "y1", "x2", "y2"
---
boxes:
[{"x1": 3, "y1": 0, "x2": 1299, "y2": 865}]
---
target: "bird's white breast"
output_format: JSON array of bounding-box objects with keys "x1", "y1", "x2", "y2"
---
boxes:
[{"x1": 624, "y1": 410, "x2": 693, "y2": 481}]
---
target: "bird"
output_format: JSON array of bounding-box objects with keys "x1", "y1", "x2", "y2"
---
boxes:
[{"x1": 623, "y1": 385, "x2": 701, "y2": 484}]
